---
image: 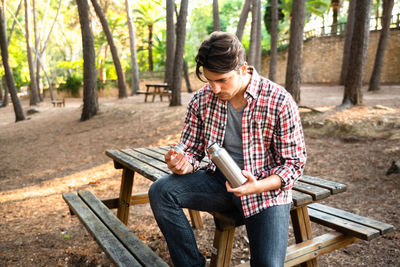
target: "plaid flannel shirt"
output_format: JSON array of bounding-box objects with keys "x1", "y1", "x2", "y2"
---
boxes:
[{"x1": 180, "y1": 68, "x2": 306, "y2": 218}]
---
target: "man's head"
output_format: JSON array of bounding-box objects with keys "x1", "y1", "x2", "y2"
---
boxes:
[{"x1": 195, "y1": 31, "x2": 246, "y2": 82}]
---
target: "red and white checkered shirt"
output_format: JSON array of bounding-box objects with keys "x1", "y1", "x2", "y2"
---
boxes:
[{"x1": 181, "y1": 68, "x2": 306, "y2": 218}]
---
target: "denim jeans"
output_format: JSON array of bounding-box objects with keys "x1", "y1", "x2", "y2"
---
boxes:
[{"x1": 148, "y1": 169, "x2": 291, "y2": 267}]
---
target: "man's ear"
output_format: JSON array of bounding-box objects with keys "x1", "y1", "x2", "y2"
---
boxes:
[{"x1": 241, "y1": 62, "x2": 248, "y2": 75}]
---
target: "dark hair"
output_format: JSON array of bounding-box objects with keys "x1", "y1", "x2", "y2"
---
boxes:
[{"x1": 195, "y1": 31, "x2": 246, "y2": 82}]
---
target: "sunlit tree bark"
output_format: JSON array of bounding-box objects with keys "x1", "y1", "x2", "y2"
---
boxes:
[
  {"x1": 76, "y1": 0, "x2": 98, "y2": 121},
  {"x1": 0, "y1": 7, "x2": 25, "y2": 121},
  {"x1": 285, "y1": 0, "x2": 306, "y2": 103},
  {"x1": 368, "y1": 0, "x2": 394, "y2": 91},
  {"x1": 91, "y1": 0, "x2": 127, "y2": 98},
  {"x1": 125, "y1": 0, "x2": 140, "y2": 95},
  {"x1": 342, "y1": 0, "x2": 372, "y2": 106},
  {"x1": 170, "y1": 0, "x2": 188, "y2": 106}
]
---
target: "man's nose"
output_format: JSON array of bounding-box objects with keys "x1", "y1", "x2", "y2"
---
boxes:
[{"x1": 211, "y1": 82, "x2": 221, "y2": 94}]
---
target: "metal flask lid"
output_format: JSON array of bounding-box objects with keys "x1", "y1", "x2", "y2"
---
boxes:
[
  {"x1": 207, "y1": 142, "x2": 220, "y2": 155},
  {"x1": 174, "y1": 142, "x2": 187, "y2": 153}
]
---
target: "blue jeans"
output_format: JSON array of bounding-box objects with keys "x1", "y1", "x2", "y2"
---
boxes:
[{"x1": 148, "y1": 169, "x2": 291, "y2": 267}]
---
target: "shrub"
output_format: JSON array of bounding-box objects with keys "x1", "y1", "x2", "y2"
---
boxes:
[{"x1": 57, "y1": 73, "x2": 82, "y2": 97}]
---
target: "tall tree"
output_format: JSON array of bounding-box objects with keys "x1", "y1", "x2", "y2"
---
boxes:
[
  {"x1": 285, "y1": 0, "x2": 306, "y2": 103},
  {"x1": 125, "y1": 0, "x2": 140, "y2": 95},
  {"x1": 165, "y1": 0, "x2": 175, "y2": 86},
  {"x1": 331, "y1": 0, "x2": 340, "y2": 34},
  {"x1": 24, "y1": 0, "x2": 40, "y2": 105},
  {"x1": 170, "y1": 0, "x2": 188, "y2": 106},
  {"x1": 268, "y1": 0, "x2": 278, "y2": 81},
  {"x1": 236, "y1": 0, "x2": 251, "y2": 42},
  {"x1": 368, "y1": 0, "x2": 394, "y2": 91},
  {"x1": 248, "y1": 0, "x2": 262, "y2": 71},
  {"x1": 91, "y1": 0, "x2": 127, "y2": 98},
  {"x1": 76, "y1": 0, "x2": 98, "y2": 121},
  {"x1": 0, "y1": 7, "x2": 25, "y2": 121},
  {"x1": 213, "y1": 0, "x2": 221, "y2": 31},
  {"x1": 339, "y1": 0, "x2": 356, "y2": 85},
  {"x1": 342, "y1": 0, "x2": 372, "y2": 106}
]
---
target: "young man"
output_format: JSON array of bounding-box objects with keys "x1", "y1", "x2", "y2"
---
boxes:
[{"x1": 149, "y1": 32, "x2": 306, "y2": 267}]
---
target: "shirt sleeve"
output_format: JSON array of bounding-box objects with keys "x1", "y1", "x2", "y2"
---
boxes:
[
  {"x1": 180, "y1": 93, "x2": 206, "y2": 171},
  {"x1": 270, "y1": 95, "x2": 307, "y2": 190}
]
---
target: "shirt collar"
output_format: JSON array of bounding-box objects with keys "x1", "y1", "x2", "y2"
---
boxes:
[{"x1": 244, "y1": 66, "x2": 261, "y2": 100}]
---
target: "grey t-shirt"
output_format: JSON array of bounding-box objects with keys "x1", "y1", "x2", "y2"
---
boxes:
[{"x1": 223, "y1": 101, "x2": 246, "y2": 170}]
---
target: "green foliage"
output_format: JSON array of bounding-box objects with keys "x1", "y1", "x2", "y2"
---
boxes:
[{"x1": 57, "y1": 72, "x2": 82, "y2": 97}]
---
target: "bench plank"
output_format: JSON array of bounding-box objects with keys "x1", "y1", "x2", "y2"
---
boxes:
[
  {"x1": 293, "y1": 181, "x2": 331, "y2": 200},
  {"x1": 122, "y1": 149, "x2": 171, "y2": 174},
  {"x1": 307, "y1": 208, "x2": 380, "y2": 240},
  {"x1": 292, "y1": 190, "x2": 313, "y2": 207},
  {"x1": 62, "y1": 192, "x2": 142, "y2": 267},
  {"x1": 308, "y1": 203, "x2": 394, "y2": 235},
  {"x1": 106, "y1": 150, "x2": 165, "y2": 181},
  {"x1": 78, "y1": 191, "x2": 168, "y2": 267},
  {"x1": 300, "y1": 175, "x2": 347, "y2": 194}
]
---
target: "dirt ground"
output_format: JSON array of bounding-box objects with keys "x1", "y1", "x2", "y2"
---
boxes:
[{"x1": 0, "y1": 84, "x2": 399, "y2": 267}]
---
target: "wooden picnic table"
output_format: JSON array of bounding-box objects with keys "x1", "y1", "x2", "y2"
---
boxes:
[
  {"x1": 139, "y1": 83, "x2": 171, "y2": 103},
  {"x1": 101, "y1": 146, "x2": 393, "y2": 267}
]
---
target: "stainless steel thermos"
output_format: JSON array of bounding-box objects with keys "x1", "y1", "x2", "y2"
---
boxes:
[{"x1": 207, "y1": 143, "x2": 247, "y2": 188}]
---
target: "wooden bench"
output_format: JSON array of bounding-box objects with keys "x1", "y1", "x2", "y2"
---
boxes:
[
  {"x1": 52, "y1": 98, "x2": 65, "y2": 107},
  {"x1": 218, "y1": 203, "x2": 393, "y2": 267},
  {"x1": 139, "y1": 83, "x2": 171, "y2": 103},
  {"x1": 62, "y1": 190, "x2": 168, "y2": 267}
]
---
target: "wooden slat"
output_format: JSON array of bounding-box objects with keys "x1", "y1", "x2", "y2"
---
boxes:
[
  {"x1": 105, "y1": 150, "x2": 165, "y2": 181},
  {"x1": 300, "y1": 175, "x2": 347, "y2": 194},
  {"x1": 308, "y1": 203, "x2": 394, "y2": 235},
  {"x1": 78, "y1": 191, "x2": 168, "y2": 267},
  {"x1": 292, "y1": 190, "x2": 313, "y2": 207},
  {"x1": 293, "y1": 181, "x2": 331, "y2": 200},
  {"x1": 307, "y1": 208, "x2": 380, "y2": 240},
  {"x1": 121, "y1": 149, "x2": 171, "y2": 174},
  {"x1": 134, "y1": 147, "x2": 166, "y2": 162},
  {"x1": 62, "y1": 192, "x2": 142, "y2": 267}
]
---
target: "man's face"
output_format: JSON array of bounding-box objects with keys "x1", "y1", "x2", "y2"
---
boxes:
[{"x1": 203, "y1": 68, "x2": 243, "y2": 101}]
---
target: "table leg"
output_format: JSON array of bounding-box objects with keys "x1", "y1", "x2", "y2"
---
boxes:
[
  {"x1": 290, "y1": 206, "x2": 318, "y2": 267},
  {"x1": 117, "y1": 168, "x2": 135, "y2": 225}
]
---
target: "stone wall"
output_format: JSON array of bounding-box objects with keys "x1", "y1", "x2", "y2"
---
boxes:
[{"x1": 261, "y1": 28, "x2": 400, "y2": 85}]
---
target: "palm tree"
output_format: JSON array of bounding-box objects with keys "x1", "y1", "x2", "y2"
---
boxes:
[
  {"x1": 76, "y1": 0, "x2": 98, "y2": 121},
  {"x1": 285, "y1": 0, "x2": 306, "y2": 103},
  {"x1": 368, "y1": 0, "x2": 394, "y2": 91},
  {"x1": 134, "y1": 0, "x2": 164, "y2": 72},
  {"x1": 342, "y1": 0, "x2": 372, "y2": 106}
]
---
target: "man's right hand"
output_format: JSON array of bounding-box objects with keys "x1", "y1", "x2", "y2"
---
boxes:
[{"x1": 165, "y1": 147, "x2": 193, "y2": 175}]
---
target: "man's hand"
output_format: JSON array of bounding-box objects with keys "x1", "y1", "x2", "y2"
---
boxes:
[
  {"x1": 165, "y1": 145, "x2": 193, "y2": 175},
  {"x1": 226, "y1": 170, "x2": 282, "y2": 197}
]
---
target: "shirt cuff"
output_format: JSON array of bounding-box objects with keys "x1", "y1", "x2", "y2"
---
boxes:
[{"x1": 270, "y1": 166, "x2": 294, "y2": 190}]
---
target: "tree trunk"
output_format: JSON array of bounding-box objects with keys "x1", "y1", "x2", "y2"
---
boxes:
[
  {"x1": 32, "y1": 0, "x2": 42, "y2": 101},
  {"x1": 1, "y1": 76, "x2": 10, "y2": 107},
  {"x1": 331, "y1": 0, "x2": 340, "y2": 34},
  {"x1": 0, "y1": 7, "x2": 25, "y2": 121},
  {"x1": 236, "y1": 0, "x2": 251, "y2": 42},
  {"x1": 368, "y1": 0, "x2": 394, "y2": 91},
  {"x1": 76, "y1": 0, "x2": 98, "y2": 121},
  {"x1": 90, "y1": 0, "x2": 127, "y2": 98},
  {"x1": 268, "y1": 0, "x2": 278, "y2": 81},
  {"x1": 24, "y1": 0, "x2": 40, "y2": 106},
  {"x1": 125, "y1": 0, "x2": 140, "y2": 95},
  {"x1": 213, "y1": 0, "x2": 221, "y2": 31},
  {"x1": 164, "y1": 0, "x2": 175, "y2": 86},
  {"x1": 255, "y1": 0, "x2": 262, "y2": 72},
  {"x1": 285, "y1": 0, "x2": 306, "y2": 103},
  {"x1": 342, "y1": 0, "x2": 372, "y2": 106},
  {"x1": 147, "y1": 24, "x2": 154, "y2": 72},
  {"x1": 339, "y1": 0, "x2": 356, "y2": 85},
  {"x1": 248, "y1": 0, "x2": 260, "y2": 68},
  {"x1": 170, "y1": 0, "x2": 188, "y2": 107},
  {"x1": 7, "y1": 0, "x2": 22, "y2": 46},
  {"x1": 183, "y1": 60, "x2": 192, "y2": 93}
]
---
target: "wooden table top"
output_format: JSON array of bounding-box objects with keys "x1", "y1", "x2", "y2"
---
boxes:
[{"x1": 106, "y1": 147, "x2": 347, "y2": 208}]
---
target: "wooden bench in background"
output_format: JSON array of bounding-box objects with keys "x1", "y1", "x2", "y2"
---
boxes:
[
  {"x1": 52, "y1": 98, "x2": 65, "y2": 107},
  {"x1": 137, "y1": 83, "x2": 171, "y2": 103},
  {"x1": 63, "y1": 191, "x2": 168, "y2": 267}
]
